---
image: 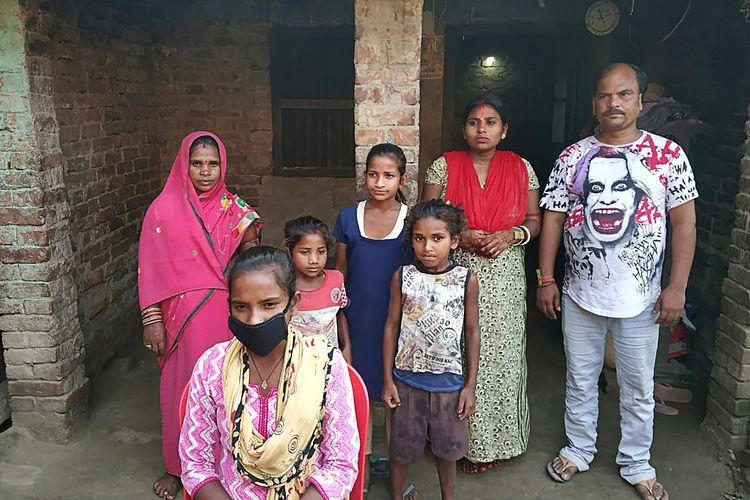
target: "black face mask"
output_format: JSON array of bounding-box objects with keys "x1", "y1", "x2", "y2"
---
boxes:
[{"x1": 228, "y1": 301, "x2": 290, "y2": 356}]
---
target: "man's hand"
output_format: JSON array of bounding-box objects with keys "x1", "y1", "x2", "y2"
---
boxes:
[
  {"x1": 653, "y1": 284, "x2": 685, "y2": 326},
  {"x1": 536, "y1": 284, "x2": 561, "y2": 320}
]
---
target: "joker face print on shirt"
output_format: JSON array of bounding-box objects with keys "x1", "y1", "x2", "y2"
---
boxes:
[
  {"x1": 566, "y1": 145, "x2": 666, "y2": 294},
  {"x1": 540, "y1": 132, "x2": 699, "y2": 318},
  {"x1": 583, "y1": 152, "x2": 637, "y2": 244}
]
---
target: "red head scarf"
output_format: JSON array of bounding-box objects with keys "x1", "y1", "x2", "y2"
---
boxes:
[
  {"x1": 443, "y1": 150, "x2": 528, "y2": 232},
  {"x1": 138, "y1": 131, "x2": 262, "y2": 308}
]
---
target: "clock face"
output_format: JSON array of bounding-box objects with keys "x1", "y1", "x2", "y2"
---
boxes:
[{"x1": 585, "y1": 0, "x2": 620, "y2": 36}]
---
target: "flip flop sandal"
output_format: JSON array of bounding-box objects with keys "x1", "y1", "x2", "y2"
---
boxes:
[
  {"x1": 402, "y1": 483, "x2": 416, "y2": 499},
  {"x1": 654, "y1": 383, "x2": 692, "y2": 403},
  {"x1": 654, "y1": 398, "x2": 679, "y2": 416},
  {"x1": 635, "y1": 479, "x2": 669, "y2": 500},
  {"x1": 546, "y1": 455, "x2": 579, "y2": 483}
]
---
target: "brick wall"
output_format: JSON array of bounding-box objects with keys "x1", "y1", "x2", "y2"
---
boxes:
[
  {"x1": 702, "y1": 105, "x2": 750, "y2": 482},
  {"x1": 0, "y1": 0, "x2": 90, "y2": 441},
  {"x1": 2, "y1": 0, "x2": 359, "y2": 439},
  {"x1": 354, "y1": 0, "x2": 422, "y2": 204},
  {"x1": 687, "y1": 129, "x2": 744, "y2": 374},
  {"x1": 36, "y1": 0, "x2": 162, "y2": 371},
  {"x1": 153, "y1": 21, "x2": 270, "y2": 206},
  {"x1": 152, "y1": 0, "x2": 355, "y2": 237}
]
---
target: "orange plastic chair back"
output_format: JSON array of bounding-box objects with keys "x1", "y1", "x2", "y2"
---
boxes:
[
  {"x1": 178, "y1": 366, "x2": 369, "y2": 500},
  {"x1": 178, "y1": 384, "x2": 192, "y2": 500},
  {"x1": 347, "y1": 364, "x2": 370, "y2": 500}
]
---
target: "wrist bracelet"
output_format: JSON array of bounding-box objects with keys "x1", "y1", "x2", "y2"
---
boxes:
[
  {"x1": 141, "y1": 306, "x2": 161, "y2": 317},
  {"x1": 519, "y1": 225, "x2": 531, "y2": 246},
  {"x1": 511, "y1": 226, "x2": 524, "y2": 246},
  {"x1": 511, "y1": 226, "x2": 532, "y2": 247},
  {"x1": 536, "y1": 269, "x2": 556, "y2": 287}
]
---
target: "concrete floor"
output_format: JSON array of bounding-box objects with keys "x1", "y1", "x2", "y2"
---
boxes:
[{"x1": 0, "y1": 304, "x2": 736, "y2": 499}]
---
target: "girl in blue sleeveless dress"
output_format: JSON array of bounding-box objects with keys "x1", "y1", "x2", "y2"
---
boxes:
[{"x1": 333, "y1": 143, "x2": 412, "y2": 484}]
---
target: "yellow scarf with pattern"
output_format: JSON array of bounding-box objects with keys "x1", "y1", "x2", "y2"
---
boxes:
[{"x1": 222, "y1": 327, "x2": 333, "y2": 500}]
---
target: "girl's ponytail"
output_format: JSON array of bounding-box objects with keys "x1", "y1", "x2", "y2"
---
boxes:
[{"x1": 395, "y1": 189, "x2": 406, "y2": 204}]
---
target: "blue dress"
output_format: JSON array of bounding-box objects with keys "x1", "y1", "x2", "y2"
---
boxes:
[{"x1": 333, "y1": 202, "x2": 412, "y2": 401}]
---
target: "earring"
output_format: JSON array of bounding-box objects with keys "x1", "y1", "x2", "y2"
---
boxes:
[{"x1": 501, "y1": 134, "x2": 506, "y2": 139}]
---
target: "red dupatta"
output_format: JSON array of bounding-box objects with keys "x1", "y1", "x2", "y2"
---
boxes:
[
  {"x1": 138, "y1": 131, "x2": 262, "y2": 309},
  {"x1": 443, "y1": 150, "x2": 528, "y2": 232}
]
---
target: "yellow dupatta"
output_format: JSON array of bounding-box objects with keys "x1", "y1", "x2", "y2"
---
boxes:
[{"x1": 222, "y1": 327, "x2": 334, "y2": 500}]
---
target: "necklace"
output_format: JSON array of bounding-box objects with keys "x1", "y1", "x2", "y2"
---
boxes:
[{"x1": 248, "y1": 352, "x2": 284, "y2": 393}]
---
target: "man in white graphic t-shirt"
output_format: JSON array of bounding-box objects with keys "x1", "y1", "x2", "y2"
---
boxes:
[{"x1": 537, "y1": 62, "x2": 697, "y2": 500}]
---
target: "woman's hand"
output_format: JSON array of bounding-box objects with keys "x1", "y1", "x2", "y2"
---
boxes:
[
  {"x1": 478, "y1": 230, "x2": 515, "y2": 258},
  {"x1": 460, "y1": 229, "x2": 488, "y2": 252},
  {"x1": 237, "y1": 225, "x2": 260, "y2": 254},
  {"x1": 143, "y1": 321, "x2": 167, "y2": 356},
  {"x1": 381, "y1": 380, "x2": 401, "y2": 409}
]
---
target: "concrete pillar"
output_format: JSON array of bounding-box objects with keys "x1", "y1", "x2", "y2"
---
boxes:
[
  {"x1": 353, "y1": 0, "x2": 422, "y2": 204},
  {"x1": 0, "y1": 0, "x2": 89, "y2": 441}
]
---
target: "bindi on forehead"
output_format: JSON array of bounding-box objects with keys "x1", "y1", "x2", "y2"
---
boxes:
[{"x1": 469, "y1": 105, "x2": 499, "y2": 122}]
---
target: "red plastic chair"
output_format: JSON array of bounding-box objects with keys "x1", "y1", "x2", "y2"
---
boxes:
[
  {"x1": 178, "y1": 384, "x2": 192, "y2": 500},
  {"x1": 347, "y1": 364, "x2": 370, "y2": 500},
  {"x1": 178, "y1": 367, "x2": 369, "y2": 500}
]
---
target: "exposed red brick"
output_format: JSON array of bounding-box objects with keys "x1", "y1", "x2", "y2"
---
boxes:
[
  {"x1": 0, "y1": 207, "x2": 46, "y2": 225},
  {"x1": 0, "y1": 246, "x2": 49, "y2": 264}
]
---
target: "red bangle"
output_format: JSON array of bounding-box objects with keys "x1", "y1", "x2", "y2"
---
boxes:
[{"x1": 536, "y1": 269, "x2": 556, "y2": 287}]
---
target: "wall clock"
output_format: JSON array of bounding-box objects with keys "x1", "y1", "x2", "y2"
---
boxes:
[{"x1": 585, "y1": 0, "x2": 621, "y2": 36}]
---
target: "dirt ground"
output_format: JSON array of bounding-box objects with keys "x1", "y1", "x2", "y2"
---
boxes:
[{"x1": 0, "y1": 305, "x2": 736, "y2": 499}]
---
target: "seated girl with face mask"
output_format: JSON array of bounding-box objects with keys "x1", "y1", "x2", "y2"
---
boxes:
[{"x1": 178, "y1": 246, "x2": 360, "y2": 500}]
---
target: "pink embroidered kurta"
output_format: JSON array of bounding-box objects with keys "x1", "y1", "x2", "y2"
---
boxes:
[{"x1": 179, "y1": 341, "x2": 359, "y2": 499}]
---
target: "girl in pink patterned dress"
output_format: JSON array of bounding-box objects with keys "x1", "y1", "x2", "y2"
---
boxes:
[
  {"x1": 179, "y1": 246, "x2": 359, "y2": 500},
  {"x1": 284, "y1": 215, "x2": 352, "y2": 365}
]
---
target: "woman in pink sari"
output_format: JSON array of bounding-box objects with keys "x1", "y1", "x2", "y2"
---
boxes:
[{"x1": 138, "y1": 131, "x2": 262, "y2": 499}]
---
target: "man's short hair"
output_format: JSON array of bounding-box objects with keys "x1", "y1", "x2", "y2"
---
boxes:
[{"x1": 592, "y1": 63, "x2": 648, "y2": 95}]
